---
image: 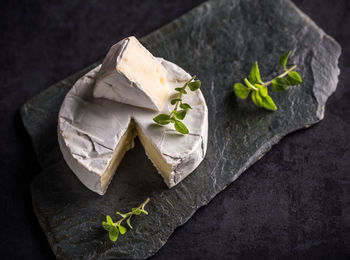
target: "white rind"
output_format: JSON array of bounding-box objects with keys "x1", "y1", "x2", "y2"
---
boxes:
[{"x1": 58, "y1": 59, "x2": 208, "y2": 195}]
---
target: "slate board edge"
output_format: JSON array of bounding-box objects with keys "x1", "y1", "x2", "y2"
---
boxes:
[
  {"x1": 20, "y1": 61, "x2": 101, "y2": 153},
  {"x1": 20, "y1": 0, "x2": 341, "y2": 258}
]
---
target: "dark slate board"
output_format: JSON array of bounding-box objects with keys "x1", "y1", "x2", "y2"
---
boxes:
[{"x1": 21, "y1": 0, "x2": 340, "y2": 259}]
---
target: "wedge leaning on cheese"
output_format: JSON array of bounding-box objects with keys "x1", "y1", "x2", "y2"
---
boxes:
[
  {"x1": 94, "y1": 36, "x2": 169, "y2": 111},
  {"x1": 58, "y1": 58, "x2": 208, "y2": 195}
]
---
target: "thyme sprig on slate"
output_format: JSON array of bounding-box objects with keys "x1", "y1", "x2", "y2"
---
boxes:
[
  {"x1": 234, "y1": 51, "x2": 302, "y2": 110},
  {"x1": 102, "y1": 198, "x2": 150, "y2": 242},
  {"x1": 153, "y1": 76, "x2": 201, "y2": 134}
]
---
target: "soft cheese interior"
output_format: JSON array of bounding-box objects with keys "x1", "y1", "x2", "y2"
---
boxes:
[
  {"x1": 94, "y1": 36, "x2": 169, "y2": 111},
  {"x1": 58, "y1": 59, "x2": 208, "y2": 195}
]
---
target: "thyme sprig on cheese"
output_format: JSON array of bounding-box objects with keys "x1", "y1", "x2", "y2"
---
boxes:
[
  {"x1": 153, "y1": 76, "x2": 201, "y2": 134},
  {"x1": 234, "y1": 51, "x2": 302, "y2": 110},
  {"x1": 102, "y1": 198, "x2": 150, "y2": 242}
]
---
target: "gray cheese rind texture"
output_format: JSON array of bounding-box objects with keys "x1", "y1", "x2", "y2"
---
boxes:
[{"x1": 21, "y1": 0, "x2": 340, "y2": 259}]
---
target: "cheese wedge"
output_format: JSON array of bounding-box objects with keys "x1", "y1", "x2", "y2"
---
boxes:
[
  {"x1": 58, "y1": 58, "x2": 208, "y2": 195},
  {"x1": 94, "y1": 36, "x2": 169, "y2": 111}
]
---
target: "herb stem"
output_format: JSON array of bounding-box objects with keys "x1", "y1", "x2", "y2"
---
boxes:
[
  {"x1": 262, "y1": 65, "x2": 297, "y2": 86},
  {"x1": 169, "y1": 76, "x2": 196, "y2": 117},
  {"x1": 244, "y1": 78, "x2": 259, "y2": 91},
  {"x1": 153, "y1": 75, "x2": 200, "y2": 134},
  {"x1": 116, "y1": 198, "x2": 150, "y2": 226}
]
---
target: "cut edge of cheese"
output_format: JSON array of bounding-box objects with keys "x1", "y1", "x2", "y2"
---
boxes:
[
  {"x1": 100, "y1": 122, "x2": 137, "y2": 194},
  {"x1": 94, "y1": 36, "x2": 169, "y2": 111},
  {"x1": 58, "y1": 119, "x2": 136, "y2": 195},
  {"x1": 135, "y1": 104, "x2": 208, "y2": 188},
  {"x1": 135, "y1": 123, "x2": 173, "y2": 186}
]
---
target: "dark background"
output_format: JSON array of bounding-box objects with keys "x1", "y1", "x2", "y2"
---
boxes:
[{"x1": 0, "y1": 0, "x2": 349, "y2": 259}]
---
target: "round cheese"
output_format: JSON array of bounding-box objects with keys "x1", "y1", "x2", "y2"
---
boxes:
[{"x1": 58, "y1": 58, "x2": 208, "y2": 195}]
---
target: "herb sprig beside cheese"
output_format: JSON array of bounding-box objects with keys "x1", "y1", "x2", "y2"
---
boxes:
[
  {"x1": 153, "y1": 76, "x2": 201, "y2": 134},
  {"x1": 102, "y1": 198, "x2": 150, "y2": 242},
  {"x1": 234, "y1": 51, "x2": 302, "y2": 110}
]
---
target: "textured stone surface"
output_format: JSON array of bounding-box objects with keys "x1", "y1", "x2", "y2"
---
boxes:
[{"x1": 20, "y1": 0, "x2": 340, "y2": 259}]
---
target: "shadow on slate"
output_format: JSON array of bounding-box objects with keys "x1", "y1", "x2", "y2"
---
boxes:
[{"x1": 20, "y1": 0, "x2": 340, "y2": 259}]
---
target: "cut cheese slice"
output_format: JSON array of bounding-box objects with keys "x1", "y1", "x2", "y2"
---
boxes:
[
  {"x1": 58, "y1": 58, "x2": 208, "y2": 195},
  {"x1": 94, "y1": 36, "x2": 169, "y2": 111}
]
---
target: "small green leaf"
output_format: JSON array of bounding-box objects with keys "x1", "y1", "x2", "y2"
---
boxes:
[
  {"x1": 174, "y1": 120, "x2": 189, "y2": 134},
  {"x1": 276, "y1": 77, "x2": 291, "y2": 87},
  {"x1": 106, "y1": 215, "x2": 114, "y2": 226},
  {"x1": 102, "y1": 222, "x2": 113, "y2": 231},
  {"x1": 132, "y1": 208, "x2": 142, "y2": 215},
  {"x1": 251, "y1": 91, "x2": 263, "y2": 107},
  {"x1": 272, "y1": 78, "x2": 290, "y2": 92},
  {"x1": 261, "y1": 95, "x2": 277, "y2": 111},
  {"x1": 287, "y1": 71, "x2": 302, "y2": 85},
  {"x1": 180, "y1": 103, "x2": 192, "y2": 109},
  {"x1": 234, "y1": 83, "x2": 251, "y2": 99},
  {"x1": 109, "y1": 227, "x2": 119, "y2": 242},
  {"x1": 175, "y1": 88, "x2": 187, "y2": 94},
  {"x1": 141, "y1": 209, "x2": 148, "y2": 215},
  {"x1": 174, "y1": 110, "x2": 187, "y2": 120},
  {"x1": 255, "y1": 91, "x2": 263, "y2": 106},
  {"x1": 272, "y1": 83, "x2": 286, "y2": 92},
  {"x1": 126, "y1": 217, "x2": 133, "y2": 229},
  {"x1": 153, "y1": 114, "x2": 171, "y2": 125},
  {"x1": 188, "y1": 80, "x2": 201, "y2": 91},
  {"x1": 248, "y1": 62, "x2": 262, "y2": 85},
  {"x1": 170, "y1": 117, "x2": 176, "y2": 123},
  {"x1": 257, "y1": 84, "x2": 268, "y2": 97},
  {"x1": 171, "y1": 98, "x2": 182, "y2": 105},
  {"x1": 117, "y1": 225, "x2": 127, "y2": 235},
  {"x1": 280, "y1": 51, "x2": 291, "y2": 69}
]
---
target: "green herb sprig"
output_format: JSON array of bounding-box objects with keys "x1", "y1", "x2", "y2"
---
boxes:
[
  {"x1": 153, "y1": 76, "x2": 201, "y2": 134},
  {"x1": 102, "y1": 198, "x2": 150, "y2": 242},
  {"x1": 234, "y1": 51, "x2": 302, "y2": 110}
]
